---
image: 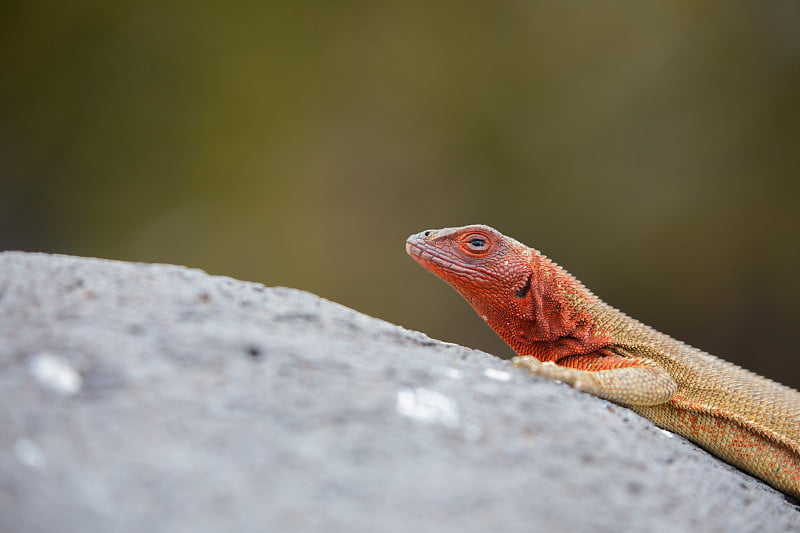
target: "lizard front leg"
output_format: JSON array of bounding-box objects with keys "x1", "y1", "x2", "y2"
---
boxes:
[{"x1": 511, "y1": 355, "x2": 677, "y2": 407}]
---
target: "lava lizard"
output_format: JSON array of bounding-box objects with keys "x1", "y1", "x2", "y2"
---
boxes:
[{"x1": 406, "y1": 224, "x2": 800, "y2": 499}]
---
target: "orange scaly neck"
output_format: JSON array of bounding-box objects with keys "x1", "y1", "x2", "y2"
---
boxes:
[{"x1": 477, "y1": 250, "x2": 612, "y2": 362}]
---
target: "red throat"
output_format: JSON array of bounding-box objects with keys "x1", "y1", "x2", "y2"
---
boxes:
[{"x1": 480, "y1": 251, "x2": 613, "y2": 362}]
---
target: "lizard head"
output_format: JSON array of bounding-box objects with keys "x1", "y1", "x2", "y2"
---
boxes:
[
  {"x1": 406, "y1": 224, "x2": 602, "y2": 356},
  {"x1": 405, "y1": 224, "x2": 534, "y2": 321}
]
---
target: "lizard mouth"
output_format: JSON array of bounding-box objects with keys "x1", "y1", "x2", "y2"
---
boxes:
[
  {"x1": 405, "y1": 238, "x2": 435, "y2": 265},
  {"x1": 406, "y1": 236, "x2": 485, "y2": 280}
]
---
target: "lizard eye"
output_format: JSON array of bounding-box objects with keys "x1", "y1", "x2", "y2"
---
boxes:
[
  {"x1": 468, "y1": 238, "x2": 486, "y2": 249},
  {"x1": 462, "y1": 233, "x2": 490, "y2": 255}
]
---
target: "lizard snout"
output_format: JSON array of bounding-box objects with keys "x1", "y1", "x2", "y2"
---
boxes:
[
  {"x1": 408, "y1": 229, "x2": 434, "y2": 241},
  {"x1": 405, "y1": 230, "x2": 436, "y2": 259}
]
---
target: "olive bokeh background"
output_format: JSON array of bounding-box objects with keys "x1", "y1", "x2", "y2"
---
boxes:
[{"x1": 3, "y1": 3, "x2": 799, "y2": 386}]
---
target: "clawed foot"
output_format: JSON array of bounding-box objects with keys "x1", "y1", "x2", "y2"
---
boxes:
[{"x1": 511, "y1": 356, "x2": 545, "y2": 371}]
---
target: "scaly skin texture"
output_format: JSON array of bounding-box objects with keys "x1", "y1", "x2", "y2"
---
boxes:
[{"x1": 406, "y1": 224, "x2": 800, "y2": 499}]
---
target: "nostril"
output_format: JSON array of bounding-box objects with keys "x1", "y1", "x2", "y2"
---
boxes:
[{"x1": 423, "y1": 230, "x2": 432, "y2": 237}]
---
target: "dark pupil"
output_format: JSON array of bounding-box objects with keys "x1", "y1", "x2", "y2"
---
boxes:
[{"x1": 469, "y1": 238, "x2": 486, "y2": 248}]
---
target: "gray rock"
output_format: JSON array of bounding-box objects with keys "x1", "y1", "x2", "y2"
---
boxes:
[{"x1": 0, "y1": 251, "x2": 797, "y2": 533}]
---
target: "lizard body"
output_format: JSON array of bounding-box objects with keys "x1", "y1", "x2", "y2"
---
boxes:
[{"x1": 406, "y1": 224, "x2": 800, "y2": 499}]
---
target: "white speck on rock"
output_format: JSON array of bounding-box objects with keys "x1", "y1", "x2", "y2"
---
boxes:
[
  {"x1": 14, "y1": 438, "x2": 47, "y2": 469},
  {"x1": 444, "y1": 367, "x2": 462, "y2": 379},
  {"x1": 483, "y1": 368, "x2": 511, "y2": 382},
  {"x1": 396, "y1": 388, "x2": 460, "y2": 428},
  {"x1": 30, "y1": 353, "x2": 82, "y2": 395},
  {"x1": 659, "y1": 429, "x2": 675, "y2": 438}
]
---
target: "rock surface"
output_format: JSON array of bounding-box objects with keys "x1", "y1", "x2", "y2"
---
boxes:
[{"x1": 0, "y1": 251, "x2": 797, "y2": 533}]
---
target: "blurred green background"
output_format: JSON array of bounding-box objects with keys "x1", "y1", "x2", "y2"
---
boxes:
[{"x1": 2, "y1": 2, "x2": 799, "y2": 387}]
